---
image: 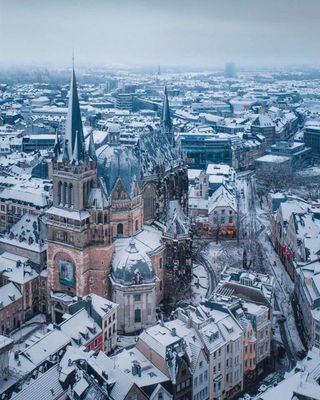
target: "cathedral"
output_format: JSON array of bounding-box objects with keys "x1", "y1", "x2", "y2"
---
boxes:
[{"x1": 46, "y1": 66, "x2": 191, "y2": 333}]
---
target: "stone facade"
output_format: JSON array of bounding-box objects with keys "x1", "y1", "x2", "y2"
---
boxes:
[
  {"x1": 46, "y1": 67, "x2": 191, "y2": 327},
  {"x1": 111, "y1": 279, "x2": 157, "y2": 334},
  {"x1": 0, "y1": 283, "x2": 23, "y2": 334},
  {"x1": 162, "y1": 201, "x2": 192, "y2": 308}
]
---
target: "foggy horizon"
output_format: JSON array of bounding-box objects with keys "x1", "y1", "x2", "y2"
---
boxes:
[{"x1": 1, "y1": 0, "x2": 320, "y2": 69}]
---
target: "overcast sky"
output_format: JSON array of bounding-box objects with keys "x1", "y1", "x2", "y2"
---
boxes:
[{"x1": 1, "y1": 0, "x2": 320, "y2": 68}]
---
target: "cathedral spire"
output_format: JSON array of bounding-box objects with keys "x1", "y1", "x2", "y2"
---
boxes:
[
  {"x1": 161, "y1": 86, "x2": 175, "y2": 147},
  {"x1": 65, "y1": 62, "x2": 85, "y2": 164},
  {"x1": 88, "y1": 130, "x2": 97, "y2": 161}
]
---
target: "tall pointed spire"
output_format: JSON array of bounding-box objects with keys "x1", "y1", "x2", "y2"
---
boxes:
[
  {"x1": 161, "y1": 86, "x2": 175, "y2": 147},
  {"x1": 88, "y1": 130, "x2": 97, "y2": 161},
  {"x1": 64, "y1": 60, "x2": 85, "y2": 164}
]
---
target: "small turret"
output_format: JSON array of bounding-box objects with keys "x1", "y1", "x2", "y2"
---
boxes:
[{"x1": 88, "y1": 130, "x2": 97, "y2": 161}]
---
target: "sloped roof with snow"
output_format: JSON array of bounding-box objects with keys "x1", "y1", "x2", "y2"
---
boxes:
[
  {"x1": 0, "y1": 213, "x2": 47, "y2": 253},
  {"x1": 252, "y1": 113, "x2": 275, "y2": 127},
  {"x1": 0, "y1": 282, "x2": 22, "y2": 308},
  {"x1": 165, "y1": 200, "x2": 189, "y2": 237},
  {"x1": 208, "y1": 185, "x2": 236, "y2": 213},
  {"x1": 0, "y1": 252, "x2": 38, "y2": 284}
]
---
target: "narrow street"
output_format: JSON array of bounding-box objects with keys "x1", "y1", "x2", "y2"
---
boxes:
[
  {"x1": 239, "y1": 173, "x2": 305, "y2": 367},
  {"x1": 191, "y1": 172, "x2": 305, "y2": 368}
]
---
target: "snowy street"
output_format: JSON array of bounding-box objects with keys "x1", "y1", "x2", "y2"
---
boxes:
[
  {"x1": 192, "y1": 171, "x2": 305, "y2": 368},
  {"x1": 240, "y1": 172, "x2": 305, "y2": 364}
]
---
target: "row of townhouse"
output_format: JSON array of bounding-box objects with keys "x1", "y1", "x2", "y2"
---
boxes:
[
  {"x1": 268, "y1": 193, "x2": 320, "y2": 349},
  {"x1": 131, "y1": 266, "x2": 274, "y2": 400},
  {"x1": 212, "y1": 266, "x2": 274, "y2": 382},
  {"x1": 0, "y1": 266, "x2": 274, "y2": 400},
  {"x1": 0, "y1": 251, "x2": 47, "y2": 334},
  {"x1": 0, "y1": 175, "x2": 52, "y2": 232},
  {"x1": 0, "y1": 293, "x2": 118, "y2": 400}
]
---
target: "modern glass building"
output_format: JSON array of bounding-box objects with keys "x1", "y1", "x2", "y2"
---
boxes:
[
  {"x1": 178, "y1": 131, "x2": 241, "y2": 169},
  {"x1": 304, "y1": 125, "x2": 320, "y2": 158},
  {"x1": 22, "y1": 134, "x2": 56, "y2": 152}
]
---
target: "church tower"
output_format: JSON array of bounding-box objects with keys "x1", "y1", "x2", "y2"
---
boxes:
[
  {"x1": 46, "y1": 66, "x2": 114, "y2": 322},
  {"x1": 160, "y1": 86, "x2": 175, "y2": 147}
]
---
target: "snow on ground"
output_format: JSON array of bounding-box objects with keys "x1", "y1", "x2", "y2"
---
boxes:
[
  {"x1": 296, "y1": 166, "x2": 320, "y2": 177},
  {"x1": 203, "y1": 241, "x2": 243, "y2": 278},
  {"x1": 259, "y1": 232, "x2": 304, "y2": 354},
  {"x1": 117, "y1": 335, "x2": 137, "y2": 349}
]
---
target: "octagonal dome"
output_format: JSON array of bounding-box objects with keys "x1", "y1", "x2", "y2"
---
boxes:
[{"x1": 111, "y1": 240, "x2": 156, "y2": 285}]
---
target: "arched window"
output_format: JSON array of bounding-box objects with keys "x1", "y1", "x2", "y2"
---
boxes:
[
  {"x1": 58, "y1": 181, "x2": 63, "y2": 205},
  {"x1": 83, "y1": 182, "x2": 87, "y2": 206},
  {"x1": 117, "y1": 223, "x2": 123, "y2": 235},
  {"x1": 63, "y1": 182, "x2": 68, "y2": 206},
  {"x1": 134, "y1": 309, "x2": 141, "y2": 323},
  {"x1": 104, "y1": 214, "x2": 108, "y2": 224},
  {"x1": 135, "y1": 220, "x2": 139, "y2": 232},
  {"x1": 143, "y1": 184, "x2": 155, "y2": 222},
  {"x1": 97, "y1": 212, "x2": 102, "y2": 224},
  {"x1": 69, "y1": 183, "x2": 73, "y2": 208},
  {"x1": 160, "y1": 280, "x2": 163, "y2": 291},
  {"x1": 87, "y1": 181, "x2": 91, "y2": 200}
]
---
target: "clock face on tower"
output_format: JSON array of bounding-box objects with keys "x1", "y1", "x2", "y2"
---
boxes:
[{"x1": 58, "y1": 259, "x2": 75, "y2": 287}]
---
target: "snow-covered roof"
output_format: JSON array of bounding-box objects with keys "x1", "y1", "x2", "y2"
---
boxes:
[
  {"x1": 0, "y1": 252, "x2": 38, "y2": 284},
  {"x1": 208, "y1": 185, "x2": 236, "y2": 213},
  {"x1": 115, "y1": 224, "x2": 164, "y2": 257},
  {"x1": 10, "y1": 364, "x2": 65, "y2": 400},
  {"x1": 255, "y1": 154, "x2": 291, "y2": 164},
  {"x1": 84, "y1": 293, "x2": 117, "y2": 318},
  {"x1": 46, "y1": 206, "x2": 90, "y2": 221},
  {"x1": 111, "y1": 239, "x2": 156, "y2": 286},
  {"x1": 0, "y1": 282, "x2": 22, "y2": 309},
  {"x1": 258, "y1": 347, "x2": 320, "y2": 400},
  {"x1": 112, "y1": 347, "x2": 169, "y2": 387},
  {"x1": 0, "y1": 187, "x2": 49, "y2": 208},
  {"x1": 0, "y1": 213, "x2": 47, "y2": 253},
  {"x1": 165, "y1": 200, "x2": 189, "y2": 237}
]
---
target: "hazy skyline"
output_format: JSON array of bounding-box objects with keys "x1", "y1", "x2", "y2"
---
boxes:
[{"x1": 1, "y1": 0, "x2": 320, "y2": 68}]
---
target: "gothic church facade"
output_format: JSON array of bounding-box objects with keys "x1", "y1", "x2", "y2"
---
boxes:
[{"x1": 46, "y1": 67, "x2": 191, "y2": 332}]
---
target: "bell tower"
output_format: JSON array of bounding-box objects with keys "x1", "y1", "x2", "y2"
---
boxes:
[{"x1": 46, "y1": 66, "x2": 114, "y2": 320}]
